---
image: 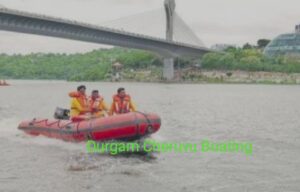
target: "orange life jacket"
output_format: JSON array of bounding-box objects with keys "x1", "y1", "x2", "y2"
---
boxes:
[
  {"x1": 69, "y1": 91, "x2": 88, "y2": 114},
  {"x1": 89, "y1": 96, "x2": 104, "y2": 113},
  {"x1": 113, "y1": 94, "x2": 131, "y2": 114}
]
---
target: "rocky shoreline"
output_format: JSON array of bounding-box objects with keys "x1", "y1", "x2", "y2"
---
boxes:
[{"x1": 117, "y1": 68, "x2": 300, "y2": 84}]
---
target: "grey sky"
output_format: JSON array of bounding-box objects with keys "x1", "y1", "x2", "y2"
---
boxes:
[{"x1": 0, "y1": 0, "x2": 299, "y2": 54}]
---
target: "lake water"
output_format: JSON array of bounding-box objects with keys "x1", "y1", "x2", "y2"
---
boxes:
[{"x1": 0, "y1": 80, "x2": 299, "y2": 192}]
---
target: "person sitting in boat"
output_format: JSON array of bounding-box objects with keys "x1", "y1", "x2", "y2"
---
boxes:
[
  {"x1": 69, "y1": 85, "x2": 90, "y2": 121},
  {"x1": 110, "y1": 87, "x2": 136, "y2": 115},
  {"x1": 89, "y1": 90, "x2": 109, "y2": 118}
]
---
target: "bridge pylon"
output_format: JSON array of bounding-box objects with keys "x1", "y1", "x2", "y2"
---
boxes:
[
  {"x1": 163, "y1": 0, "x2": 176, "y2": 80},
  {"x1": 163, "y1": 58, "x2": 175, "y2": 80}
]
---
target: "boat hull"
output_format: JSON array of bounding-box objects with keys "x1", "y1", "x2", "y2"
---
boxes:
[{"x1": 18, "y1": 112, "x2": 161, "y2": 142}]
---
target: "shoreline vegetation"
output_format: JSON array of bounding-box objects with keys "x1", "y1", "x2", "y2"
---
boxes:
[{"x1": 1, "y1": 46, "x2": 300, "y2": 84}]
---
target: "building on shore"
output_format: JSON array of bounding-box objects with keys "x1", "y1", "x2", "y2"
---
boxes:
[
  {"x1": 111, "y1": 62, "x2": 123, "y2": 82},
  {"x1": 264, "y1": 24, "x2": 300, "y2": 57}
]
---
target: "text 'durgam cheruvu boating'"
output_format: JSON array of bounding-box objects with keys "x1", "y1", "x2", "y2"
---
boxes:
[{"x1": 18, "y1": 112, "x2": 161, "y2": 142}]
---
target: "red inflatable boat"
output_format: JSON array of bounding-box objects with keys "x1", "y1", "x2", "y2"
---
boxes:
[
  {"x1": 0, "y1": 80, "x2": 9, "y2": 86},
  {"x1": 18, "y1": 112, "x2": 161, "y2": 142}
]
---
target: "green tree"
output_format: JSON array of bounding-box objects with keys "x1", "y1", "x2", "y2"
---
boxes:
[
  {"x1": 257, "y1": 39, "x2": 271, "y2": 49},
  {"x1": 242, "y1": 43, "x2": 254, "y2": 50}
]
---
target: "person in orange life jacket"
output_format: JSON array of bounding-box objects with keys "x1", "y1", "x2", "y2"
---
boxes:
[
  {"x1": 69, "y1": 85, "x2": 91, "y2": 122},
  {"x1": 89, "y1": 90, "x2": 109, "y2": 118},
  {"x1": 110, "y1": 87, "x2": 136, "y2": 115}
]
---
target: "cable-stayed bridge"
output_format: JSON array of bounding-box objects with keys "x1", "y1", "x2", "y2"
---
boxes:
[
  {"x1": 0, "y1": 0, "x2": 211, "y2": 79},
  {"x1": 101, "y1": 8, "x2": 205, "y2": 48}
]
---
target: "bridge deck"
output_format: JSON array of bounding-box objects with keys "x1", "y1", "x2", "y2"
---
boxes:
[{"x1": 0, "y1": 7, "x2": 210, "y2": 57}]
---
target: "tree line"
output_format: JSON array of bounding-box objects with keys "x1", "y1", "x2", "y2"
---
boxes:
[
  {"x1": 0, "y1": 48, "x2": 161, "y2": 81},
  {"x1": 1, "y1": 41, "x2": 300, "y2": 81},
  {"x1": 202, "y1": 40, "x2": 300, "y2": 73}
]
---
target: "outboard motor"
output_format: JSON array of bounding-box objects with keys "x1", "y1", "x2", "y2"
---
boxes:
[{"x1": 54, "y1": 107, "x2": 70, "y2": 120}]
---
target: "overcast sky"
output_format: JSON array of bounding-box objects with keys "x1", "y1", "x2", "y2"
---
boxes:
[{"x1": 0, "y1": 0, "x2": 299, "y2": 54}]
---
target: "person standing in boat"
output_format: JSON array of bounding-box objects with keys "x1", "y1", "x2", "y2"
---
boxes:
[
  {"x1": 69, "y1": 85, "x2": 90, "y2": 121},
  {"x1": 89, "y1": 90, "x2": 109, "y2": 118},
  {"x1": 109, "y1": 87, "x2": 137, "y2": 115}
]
